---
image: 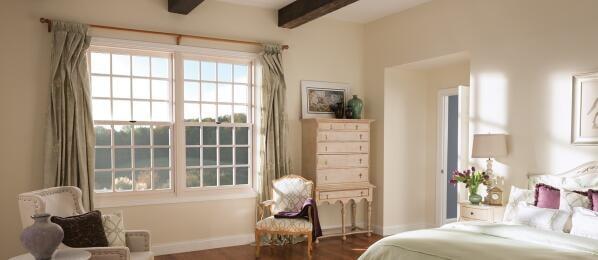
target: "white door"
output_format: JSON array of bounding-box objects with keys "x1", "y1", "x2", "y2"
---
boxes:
[{"x1": 436, "y1": 86, "x2": 469, "y2": 226}]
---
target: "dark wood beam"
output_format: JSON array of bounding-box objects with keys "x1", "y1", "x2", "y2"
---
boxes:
[
  {"x1": 278, "y1": 0, "x2": 359, "y2": 29},
  {"x1": 168, "y1": 0, "x2": 205, "y2": 15}
]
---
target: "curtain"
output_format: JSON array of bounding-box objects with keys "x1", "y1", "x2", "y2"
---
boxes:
[
  {"x1": 258, "y1": 44, "x2": 291, "y2": 203},
  {"x1": 43, "y1": 21, "x2": 95, "y2": 210}
]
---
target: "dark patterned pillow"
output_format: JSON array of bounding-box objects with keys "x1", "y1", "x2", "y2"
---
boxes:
[{"x1": 51, "y1": 210, "x2": 109, "y2": 248}]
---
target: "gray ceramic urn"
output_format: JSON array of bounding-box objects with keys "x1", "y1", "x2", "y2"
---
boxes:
[{"x1": 20, "y1": 213, "x2": 64, "y2": 260}]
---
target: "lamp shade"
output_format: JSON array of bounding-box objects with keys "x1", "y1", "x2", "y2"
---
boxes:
[{"x1": 471, "y1": 134, "x2": 507, "y2": 158}]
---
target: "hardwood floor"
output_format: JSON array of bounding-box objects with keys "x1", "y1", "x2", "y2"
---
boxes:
[{"x1": 156, "y1": 234, "x2": 382, "y2": 260}]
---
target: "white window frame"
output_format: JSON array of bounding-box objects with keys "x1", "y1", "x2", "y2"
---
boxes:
[{"x1": 91, "y1": 38, "x2": 259, "y2": 208}]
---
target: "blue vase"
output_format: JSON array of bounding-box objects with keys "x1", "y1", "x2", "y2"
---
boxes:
[{"x1": 347, "y1": 95, "x2": 363, "y2": 119}]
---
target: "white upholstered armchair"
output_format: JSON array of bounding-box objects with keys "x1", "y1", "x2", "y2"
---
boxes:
[
  {"x1": 255, "y1": 175, "x2": 315, "y2": 258},
  {"x1": 17, "y1": 186, "x2": 153, "y2": 260}
]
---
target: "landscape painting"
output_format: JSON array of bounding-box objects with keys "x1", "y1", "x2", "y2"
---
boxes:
[{"x1": 301, "y1": 81, "x2": 350, "y2": 118}]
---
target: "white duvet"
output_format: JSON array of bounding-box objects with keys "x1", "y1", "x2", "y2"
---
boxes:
[{"x1": 359, "y1": 222, "x2": 598, "y2": 260}]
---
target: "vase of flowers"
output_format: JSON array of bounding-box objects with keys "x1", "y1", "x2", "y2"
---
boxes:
[{"x1": 450, "y1": 167, "x2": 491, "y2": 205}]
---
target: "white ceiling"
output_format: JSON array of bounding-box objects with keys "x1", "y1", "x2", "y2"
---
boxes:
[{"x1": 215, "y1": 0, "x2": 431, "y2": 24}]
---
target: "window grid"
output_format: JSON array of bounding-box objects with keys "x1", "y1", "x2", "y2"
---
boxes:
[
  {"x1": 183, "y1": 57, "x2": 252, "y2": 189},
  {"x1": 90, "y1": 47, "x2": 174, "y2": 194}
]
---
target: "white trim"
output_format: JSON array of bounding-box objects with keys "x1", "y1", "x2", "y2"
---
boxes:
[
  {"x1": 153, "y1": 233, "x2": 255, "y2": 256},
  {"x1": 95, "y1": 188, "x2": 256, "y2": 208},
  {"x1": 373, "y1": 223, "x2": 429, "y2": 236},
  {"x1": 91, "y1": 37, "x2": 258, "y2": 60}
]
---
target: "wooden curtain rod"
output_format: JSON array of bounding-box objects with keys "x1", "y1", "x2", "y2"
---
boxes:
[{"x1": 40, "y1": 18, "x2": 289, "y2": 50}]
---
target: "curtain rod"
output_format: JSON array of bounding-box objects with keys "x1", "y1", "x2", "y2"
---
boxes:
[{"x1": 40, "y1": 18, "x2": 289, "y2": 50}]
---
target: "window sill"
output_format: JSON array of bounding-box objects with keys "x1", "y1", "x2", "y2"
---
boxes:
[{"x1": 94, "y1": 188, "x2": 257, "y2": 209}]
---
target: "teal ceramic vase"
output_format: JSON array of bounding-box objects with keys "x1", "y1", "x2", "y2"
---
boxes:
[
  {"x1": 347, "y1": 95, "x2": 363, "y2": 119},
  {"x1": 468, "y1": 186, "x2": 482, "y2": 205}
]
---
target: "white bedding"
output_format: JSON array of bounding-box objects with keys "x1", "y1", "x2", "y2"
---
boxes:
[{"x1": 359, "y1": 222, "x2": 598, "y2": 260}]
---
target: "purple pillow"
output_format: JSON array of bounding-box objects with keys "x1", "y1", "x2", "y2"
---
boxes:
[
  {"x1": 534, "y1": 183, "x2": 560, "y2": 209},
  {"x1": 588, "y1": 189, "x2": 598, "y2": 212}
]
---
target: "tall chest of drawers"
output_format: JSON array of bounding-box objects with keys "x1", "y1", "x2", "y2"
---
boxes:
[{"x1": 302, "y1": 118, "x2": 375, "y2": 240}]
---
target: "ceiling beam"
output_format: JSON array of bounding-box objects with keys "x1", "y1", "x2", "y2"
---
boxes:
[
  {"x1": 278, "y1": 0, "x2": 359, "y2": 29},
  {"x1": 168, "y1": 0, "x2": 205, "y2": 15}
]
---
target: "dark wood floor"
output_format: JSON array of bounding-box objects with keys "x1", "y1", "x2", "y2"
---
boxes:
[{"x1": 156, "y1": 234, "x2": 382, "y2": 260}]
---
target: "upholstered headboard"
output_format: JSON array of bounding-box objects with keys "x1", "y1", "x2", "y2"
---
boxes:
[{"x1": 528, "y1": 161, "x2": 598, "y2": 191}]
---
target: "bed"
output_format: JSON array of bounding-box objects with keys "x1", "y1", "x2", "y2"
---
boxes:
[{"x1": 359, "y1": 162, "x2": 598, "y2": 260}]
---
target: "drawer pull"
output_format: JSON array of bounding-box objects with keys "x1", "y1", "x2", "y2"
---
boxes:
[
  {"x1": 325, "y1": 134, "x2": 328, "y2": 140},
  {"x1": 358, "y1": 173, "x2": 363, "y2": 178},
  {"x1": 324, "y1": 160, "x2": 328, "y2": 165},
  {"x1": 325, "y1": 146, "x2": 328, "y2": 152},
  {"x1": 359, "y1": 158, "x2": 363, "y2": 164},
  {"x1": 355, "y1": 125, "x2": 358, "y2": 130},
  {"x1": 326, "y1": 195, "x2": 329, "y2": 199},
  {"x1": 470, "y1": 212, "x2": 474, "y2": 216},
  {"x1": 359, "y1": 145, "x2": 363, "y2": 151},
  {"x1": 325, "y1": 176, "x2": 328, "y2": 181},
  {"x1": 360, "y1": 191, "x2": 364, "y2": 196},
  {"x1": 329, "y1": 125, "x2": 333, "y2": 129},
  {"x1": 359, "y1": 134, "x2": 363, "y2": 139}
]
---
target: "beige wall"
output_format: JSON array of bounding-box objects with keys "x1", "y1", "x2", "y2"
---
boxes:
[
  {"x1": 383, "y1": 60, "x2": 469, "y2": 231},
  {"x1": 366, "y1": 0, "x2": 598, "y2": 231},
  {"x1": 0, "y1": 0, "x2": 364, "y2": 258}
]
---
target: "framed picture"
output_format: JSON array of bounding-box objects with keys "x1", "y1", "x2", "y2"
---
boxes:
[
  {"x1": 572, "y1": 72, "x2": 598, "y2": 145},
  {"x1": 301, "y1": 81, "x2": 350, "y2": 118}
]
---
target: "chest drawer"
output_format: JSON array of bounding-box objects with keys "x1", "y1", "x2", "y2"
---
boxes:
[
  {"x1": 319, "y1": 189, "x2": 369, "y2": 200},
  {"x1": 317, "y1": 142, "x2": 369, "y2": 154},
  {"x1": 343, "y1": 123, "x2": 370, "y2": 131},
  {"x1": 317, "y1": 154, "x2": 368, "y2": 169},
  {"x1": 317, "y1": 131, "x2": 369, "y2": 142},
  {"x1": 317, "y1": 168, "x2": 368, "y2": 184},
  {"x1": 318, "y1": 122, "x2": 345, "y2": 131},
  {"x1": 460, "y1": 206, "x2": 490, "y2": 221}
]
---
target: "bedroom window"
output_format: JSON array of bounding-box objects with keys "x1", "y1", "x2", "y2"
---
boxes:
[
  {"x1": 90, "y1": 48, "x2": 174, "y2": 193},
  {"x1": 182, "y1": 56, "x2": 253, "y2": 188},
  {"x1": 88, "y1": 43, "x2": 255, "y2": 201}
]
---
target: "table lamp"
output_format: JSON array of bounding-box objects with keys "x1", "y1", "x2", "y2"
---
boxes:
[{"x1": 471, "y1": 134, "x2": 507, "y2": 175}]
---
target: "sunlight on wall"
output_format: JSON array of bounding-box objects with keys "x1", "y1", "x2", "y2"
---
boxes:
[
  {"x1": 543, "y1": 72, "x2": 596, "y2": 172},
  {"x1": 470, "y1": 72, "x2": 510, "y2": 180}
]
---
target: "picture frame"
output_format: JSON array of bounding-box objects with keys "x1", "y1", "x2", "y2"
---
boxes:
[
  {"x1": 572, "y1": 72, "x2": 598, "y2": 145},
  {"x1": 301, "y1": 80, "x2": 350, "y2": 118}
]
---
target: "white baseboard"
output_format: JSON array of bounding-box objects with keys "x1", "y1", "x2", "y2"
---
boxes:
[
  {"x1": 153, "y1": 233, "x2": 254, "y2": 256},
  {"x1": 373, "y1": 223, "x2": 429, "y2": 236}
]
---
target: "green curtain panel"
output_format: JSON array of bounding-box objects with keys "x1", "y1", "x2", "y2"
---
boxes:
[
  {"x1": 43, "y1": 21, "x2": 95, "y2": 210},
  {"x1": 258, "y1": 44, "x2": 291, "y2": 203}
]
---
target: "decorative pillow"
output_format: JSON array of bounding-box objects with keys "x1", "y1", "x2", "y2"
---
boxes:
[
  {"x1": 587, "y1": 189, "x2": 598, "y2": 212},
  {"x1": 535, "y1": 183, "x2": 560, "y2": 209},
  {"x1": 570, "y1": 207, "x2": 598, "y2": 240},
  {"x1": 559, "y1": 190, "x2": 590, "y2": 212},
  {"x1": 51, "y1": 210, "x2": 109, "y2": 248},
  {"x1": 102, "y1": 212, "x2": 126, "y2": 247},
  {"x1": 512, "y1": 202, "x2": 569, "y2": 232},
  {"x1": 503, "y1": 186, "x2": 535, "y2": 222}
]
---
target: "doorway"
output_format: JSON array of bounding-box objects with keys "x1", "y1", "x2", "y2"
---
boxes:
[{"x1": 437, "y1": 86, "x2": 469, "y2": 225}]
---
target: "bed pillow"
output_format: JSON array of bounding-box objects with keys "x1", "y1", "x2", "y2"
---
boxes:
[
  {"x1": 535, "y1": 183, "x2": 560, "y2": 209},
  {"x1": 587, "y1": 189, "x2": 598, "y2": 212},
  {"x1": 503, "y1": 186, "x2": 535, "y2": 222},
  {"x1": 570, "y1": 207, "x2": 598, "y2": 240},
  {"x1": 512, "y1": 202, "x2": 570, "y2": 232},
  {"x1": 560, "y1": 190, "x2": 590, "y2": 212}
]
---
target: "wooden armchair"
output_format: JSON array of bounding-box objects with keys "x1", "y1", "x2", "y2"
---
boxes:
[{"x1": 255, "y1": 175, "x2": 314, "y2": 258}]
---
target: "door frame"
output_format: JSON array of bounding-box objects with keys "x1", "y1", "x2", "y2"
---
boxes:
[{"x1": 436, "y1": 86, "x2": 469, "y2": 226}]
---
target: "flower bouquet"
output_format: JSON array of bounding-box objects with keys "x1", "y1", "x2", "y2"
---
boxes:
[{"x1": 450, "y1": 167, "x2": 491, "y2": 205}]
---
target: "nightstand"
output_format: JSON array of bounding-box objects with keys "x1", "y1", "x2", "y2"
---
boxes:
[{"x1": 458, "y1": 201, "x2": 505, "y2": 223}]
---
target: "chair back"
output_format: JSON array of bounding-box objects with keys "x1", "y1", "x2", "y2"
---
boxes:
[
  {"x1": 17, "y1": 186, "x2": 86, "y2": 228},
  {"x1": 271, "y1": 175, "x2": 313, "y2": 215}
]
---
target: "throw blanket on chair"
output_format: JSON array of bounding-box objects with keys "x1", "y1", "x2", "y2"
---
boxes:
[{"x1": 274, "y1": 198, "x2": 322, "y2": 240}]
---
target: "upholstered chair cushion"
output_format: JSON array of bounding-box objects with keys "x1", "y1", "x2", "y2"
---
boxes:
[
  {"x1": 272, "y1": 177, "x2": 313, "y2": 214},
  {"x1": 102, "y1": 212, "x2": 126, "y2": 247},
  {"x1": 256, "y1": 216, "x2": 312, "y2": 233}
]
